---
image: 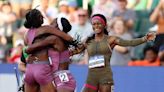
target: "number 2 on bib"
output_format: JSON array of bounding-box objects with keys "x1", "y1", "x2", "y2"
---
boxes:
[{"x1": 59, "y1": 73, "x2": 69, "y2": 82}]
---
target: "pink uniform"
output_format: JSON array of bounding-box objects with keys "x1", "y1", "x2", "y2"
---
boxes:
[
  {"x1": 24, "y1": 29, "x2": 76, "y2": 90},
  {"x1": 53, "y1": 50, "x2": 76, "y2": 90},
  {"x1": 24, "y1": 29, "x2": 54, "y2": 85}
]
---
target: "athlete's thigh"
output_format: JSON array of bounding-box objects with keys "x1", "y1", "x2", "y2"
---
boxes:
[
  {"x1": 82, "y1": 87, "x2": 98, "y2": 92},
  {"x1": 99, "y1": 84, "x2": 114, "y2": 92},
  {"x1": 57, "y1": 89, "x2": 74, "y2": 92},
  {"x1": 25, "y1": 83, "x2": 38, "y2": 92},
  {"x1": 40, "y1": 82, "x2": 56, "y2": 92},
  {"x1": 55, "y1": 71, "x2": 76, "y2": 92}
]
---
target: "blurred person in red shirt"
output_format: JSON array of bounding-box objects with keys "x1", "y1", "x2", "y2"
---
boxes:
[
  {"x1": 7, "y1": 39, "x2": 24, "y2": 64},
  {"x1": 128, "y1": 46, "x2": 160, "y2": 66}
]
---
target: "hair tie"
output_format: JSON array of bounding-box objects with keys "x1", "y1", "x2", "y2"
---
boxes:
[{"x1": 57, "y1": 17, "x2": 63, "y2": 31}]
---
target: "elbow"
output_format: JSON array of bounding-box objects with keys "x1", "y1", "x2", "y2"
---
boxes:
[{"x1": 26, "y1": 48, "x2": 33, "y2": 54}]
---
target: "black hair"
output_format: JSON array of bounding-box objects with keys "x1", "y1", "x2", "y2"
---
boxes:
[
  {"x1": 24, "y1": 9, "x2": 43, "y2": 28},
  {"x1": 61, "y1": 17, "x2": 72, "y2": 33},
  {"x1": 143, "y1": 46, "x2": 158, "y2": 56},
  {"x1": 86, "y1": 14, "x2": 108, "y2": 43}
]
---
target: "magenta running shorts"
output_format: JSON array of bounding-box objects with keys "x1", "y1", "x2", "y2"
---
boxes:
[
  {"x1": 24, "y1": 61, "x2": 54, "y2": 86},
  {"x1": 54, "y1": 70, "x2": 76, "y2": 91}
]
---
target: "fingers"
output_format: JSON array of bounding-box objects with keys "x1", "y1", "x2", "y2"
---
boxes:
[{"x1": 145, "y1": 32, "x2": 156, "y2": 41}]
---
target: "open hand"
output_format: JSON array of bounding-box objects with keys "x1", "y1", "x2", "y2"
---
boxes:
[{"x1": 145, "y1": 32, "x2": 156, "y2": 41}]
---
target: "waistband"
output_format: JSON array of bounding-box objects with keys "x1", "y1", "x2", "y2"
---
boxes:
[
  {"x1": 27, "y1": 61, "x2": 50, "y2": 64},
  {"x1": 54, "y1": 70, "x2": 70, "y2": 76}
]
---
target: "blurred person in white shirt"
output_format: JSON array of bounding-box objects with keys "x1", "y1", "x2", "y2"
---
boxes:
[
  {"x1": 68, "y1": 8, "x2": 94, "y2": 64},
  {"x1": 109, "y1": 18, "x2": 133, "y2": 66},
  {"x1": 0, "y1": 1, "x2": 17, "y2": 37}
]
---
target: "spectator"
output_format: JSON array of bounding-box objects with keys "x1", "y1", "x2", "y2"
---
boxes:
[
  {"x1": 68, "y1": 8, "x2": 93, "y2": 64},
  {"x1": 0, "y1": 2, "x2": 17, "y2": 36},
  {"x1": 12, "y1": 32, "x2": 24, "y2": 48},
  {"x1": 57, "y1": 0, "x2": 69, "y2": 19},
  {"x1": 33, "y1": 0, "x2": 58, "y2": 25},
  {"x1": 45, "y1": 0, "x2": 58, "y2": 23},
  {"x1": 69, "y1": 8, "x2": 93, "y2": 42},
  {"x1": 9, "y1": 0, "x2": 33, "y2": 18},
  {"x1": 128, "y1": 46, "x2": 160, "y2": 66},
  {"x1": 150, "y1": 0, "x2": 164, "y2": 51},
  {"x1": 127, "y1": 0, "x2": 150, "y2": 10},
  {"x1": 92, "y1": 0, "x2": 117, "y2": 20},
  {"x1": 109, "y1": 18, "x2": 133, "y2": 66},
  {"x1": 0, "y1": 1, "x2": 3, "y2": 10},
  {"x1": 68, "y1": 0, "x2": 78, "y2": 24},
  {"x1": 0, "y1": 35, "x2": 7, "y2": 63},
  {"x1": 7, "y1": 39, "x2": 24, "y2": 64},
  {"x1": 112, "y1": 0, "x2": 136, "y2": 35}
]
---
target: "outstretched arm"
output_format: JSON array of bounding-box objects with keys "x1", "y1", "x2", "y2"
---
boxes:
[
  {"x1": 111, "y1": 32, "x2": 156, "y2": 47},
  {"x1": 37, "y1": 26, "x2": 73, "y2": 41},
  {"x1": 115, "y1": 37, "x2": 146, "y2": 46},
  {"x1": 26, "y1": 35, "x2": 58, "y2": 54}
]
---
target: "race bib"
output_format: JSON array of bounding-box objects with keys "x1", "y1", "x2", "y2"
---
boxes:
[
  {"x1": 89, "y1": 55, "x2": 105, "y2": 68},
  {"x1": 59, "y1": 72, "x2": 69, "y2": 82},
  {"x1": 111, "y1": 85, "x2": 114, "y2": 92}
]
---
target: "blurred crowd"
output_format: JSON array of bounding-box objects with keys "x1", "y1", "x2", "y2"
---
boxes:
[{"x1": 0, "y1": 0, "x2": 163, "y2": 66}]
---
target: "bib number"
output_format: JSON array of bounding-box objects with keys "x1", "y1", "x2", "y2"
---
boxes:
[
  {"x1": 111, "y1": 85, "x2": 114, "y2": 92},
  {"x1": 59, "y1": 73, "x2": 69, "y2": 82},
  {"x1": 89, "y1": 55, "x2": 105, "y2": 68}
]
